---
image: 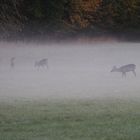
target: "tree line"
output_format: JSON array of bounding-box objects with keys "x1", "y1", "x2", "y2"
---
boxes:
[{"x1": 0, "y1": 0, "x2": 140, "y2": 41}]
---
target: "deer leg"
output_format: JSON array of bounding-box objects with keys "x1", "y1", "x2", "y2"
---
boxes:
[
  {"x1": 46, "y1": 63, "x2": 48, "y2": 69},
  {"x1": 37, "y1": 66, "x2": 39, "y2": 70},
  {"x1": 122, "y1": 72, "x2": 126, "y2": 78},
  {"x1": 132, "y1": 70, "x2": 136, "y2": 77},
  {"x1": 122, "y1": 72, "x2": 124, "y2": 78},
  {"x1": 46, "y1": 59, "x2": 48, "y2": 68},
  {"x1": 124, "y1": 72, "x2": 126, "y2": 78}
]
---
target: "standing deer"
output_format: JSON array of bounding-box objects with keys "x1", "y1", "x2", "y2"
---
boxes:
[
  {"x1": 111, "y1": 64, "x2": 136, "y2": 77},
  {"x1": 34, "y1": 58, "x2": 48, "y2": 69},
  {"x1": 10, "y1": 57, "x2": 15, "y2": 68}
]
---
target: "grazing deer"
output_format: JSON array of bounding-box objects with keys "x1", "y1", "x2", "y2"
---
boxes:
[
  {"x1": 10, "y1": 57, "x2": 15, "y2": 68},
  {"x1": 34, "y1": 58, "x2": 48, "y2": 69},
  {"x1": 111, "y1": 64, "x2": 136, "y2": 77}
]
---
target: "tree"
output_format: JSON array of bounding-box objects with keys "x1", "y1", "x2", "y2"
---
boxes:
[
  {"x1": 0, "y1": 0, "x2": 24, "y2": 39},
  {"x1": 66, "y1": 0, "x2": 101, "y2": 29},
  {"x1": 93, "y1": 0, "x2": 140, "y2": 31}
]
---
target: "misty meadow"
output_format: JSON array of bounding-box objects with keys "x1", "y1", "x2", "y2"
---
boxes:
[{"x1": 0, "y1": 0, "x2": 140, "y2": 140}]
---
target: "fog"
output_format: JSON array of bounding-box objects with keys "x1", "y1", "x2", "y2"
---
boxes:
[{"x1": 0, "y1": 42, "x2": 140, "y2": 100}]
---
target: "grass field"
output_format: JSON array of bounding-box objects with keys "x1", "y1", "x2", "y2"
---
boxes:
[
  {"x1": 0, "y1": 43, "x2": 140, "y2": 139},
  {"x1": 0, "y1": 98, "x2": 140, "y2": 140}
]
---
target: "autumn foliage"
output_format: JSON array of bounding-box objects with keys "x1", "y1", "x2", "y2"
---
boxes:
[{"x1": 0, "y1": 0, "x2": 140, "y2": 40}]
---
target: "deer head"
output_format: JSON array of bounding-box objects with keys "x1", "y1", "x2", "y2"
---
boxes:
[{"x1": 111, "y1": 66, "x2": 117, "y2": 72}]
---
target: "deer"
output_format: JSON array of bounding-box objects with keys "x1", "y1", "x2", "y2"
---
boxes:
[
  {"x1": 10, "y1": 57, "x2": 15, "y2": 68},
  {"x1": 34, "y1": 58, "x2": 48, "y2": 69},
  {"x1": 111, "y1": 64, "x2": 136, "y2": 77}
]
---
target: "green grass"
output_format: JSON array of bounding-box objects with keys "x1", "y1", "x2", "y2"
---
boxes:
[{"x1": 0, "y1": 98, "x2": 140, "y2": 140}]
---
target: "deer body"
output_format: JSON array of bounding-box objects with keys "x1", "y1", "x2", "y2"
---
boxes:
[
  {"x1": 111, "y1": 64, "x2": 136, "y2": 77},
  {"x1": 35, "y1": 58, "x2": 48, "y2": 69},
  {"x1": 10, "y1": 57, "x2": 15, "y2": 68}
]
